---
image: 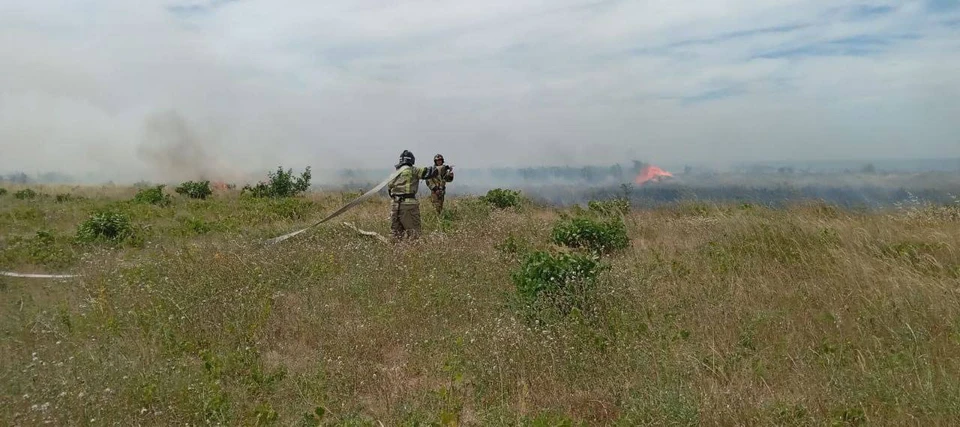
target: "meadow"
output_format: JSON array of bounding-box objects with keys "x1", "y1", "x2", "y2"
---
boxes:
[{"x1": 1, "y1": 182, "x2": 959, "y2": 426}]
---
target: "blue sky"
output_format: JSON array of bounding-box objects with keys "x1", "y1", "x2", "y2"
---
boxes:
[{"x1": 1, "y1": 0, "x2": 958, "y2": 181}]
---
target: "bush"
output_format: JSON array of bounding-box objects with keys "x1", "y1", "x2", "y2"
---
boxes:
[
  {"x1": 14, "y1": 189, "x2": 37, "y2": 200},
  {"x1": 242, "y1": 166, "x2": 312, "y2": 198},
  {"x1": 77, "y1": 211, "x2": 133, "y2": 243},
  {"x1": 588, "y1": 198, "x2": 630, "y2": 216},
  {"x1": 481, "y1": 188, "x2": 522, "y2": 209},
  {"x1": 0, "y1": 188, "x2": 7, "y2": 196},
  {"x1": 175, "y1": 180, "x2": 214, "y2": 199},
  {"x1": 180, "y1": 216, "x2": 211, "y2": 235},
  {"x1": 551, "y1": 216, "x2": 629, "y2": 254},
  {"x1": 511, "y1": 250, "x2": 606, "y2": 318},
  {"x1": 133, "y1": 185, "x2": 172, "y2": 207}
]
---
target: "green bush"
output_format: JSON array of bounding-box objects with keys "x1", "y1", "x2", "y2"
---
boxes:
[
  {"x1": 551, "y1": 216, "x2": 629, "y2": 254},
  {"x1": 133, "y1": 185, "x2": 172, "y2": 207},
  {"x1": 0, "y1": 188, "x2": 7, "y2": 196},
  {"x1": 511, "y1": 250, "x2": 606, "y2": 318},
  {"x1": 588, "y1": 198, "x2": 630, "y2": 216},
  {"x1": 55, "y1": 193, "x2": 78, "y2": 203},
  {"x1": 175, "y1": 180, "x2": 214, "y2": 199},
  {"x1": 180, "y1": 216, "x2": 211, "y2": 235},
  {"x1": 480, "y1": 188, "x2": 522, "y2": 209},
  {"x1": 14, "y1": 188, "x2": 37, "y2": 200},
  {"x1": 242, "y1": 166, "x2": 311, "y2": 198},
  {"x1": 77, "y1": 211, "x2": 133, "y2": 243}
]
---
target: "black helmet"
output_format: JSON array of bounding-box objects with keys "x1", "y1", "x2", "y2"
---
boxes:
[
  {"x1": 434, "y1": 154, "x2": 444, "y2": 164},
  {"x1": 396, "y1": 150, "x2": 415, "y2": 168}
]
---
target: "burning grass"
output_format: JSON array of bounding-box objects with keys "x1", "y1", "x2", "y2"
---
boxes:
[{"x1": 1, "y1": 186, "x2": 960, "y2": 425}]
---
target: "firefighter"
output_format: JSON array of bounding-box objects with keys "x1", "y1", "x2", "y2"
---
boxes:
[
  {"x1": 387, "y1": 150, "x2": 438, "y2": 241},
  {"x1": 427, "y1": 154, "x2": 454, "y2": 215}
]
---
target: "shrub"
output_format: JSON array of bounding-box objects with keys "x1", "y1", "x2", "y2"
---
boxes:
[
  {"x1": 0, "y1": 188, "x2": 7, "y2": 196},
  {"x1": 14, "y1": 188, "x2": 37, "y2": 200},
  {"x1": 481, "y1": 188, "x2": 522, "y2": 209},
  {"x1": 180, "y1": 216, "x2": 211, "y2": 235},
  {"x1": 551, "y1": 216, "x2": 630, "y2": 254},
  {"x1": 77, "y1": 211, "x2": 133, "y2": 243},
  {"x1": 588, "y1": 198, "x2": 630, "y2": 216},
  {"x1": 511, "y1": 250, "x2": 606, "y2": 318},
  {"x1": 175, "y1": 180, "x2": 214, "y2": 199},
  {"x1": 242, "y1": 166, "x2": 312, "y2": 198},
  {"x1": 133, "y1": 185, "x2": 172, "y2": 207}
]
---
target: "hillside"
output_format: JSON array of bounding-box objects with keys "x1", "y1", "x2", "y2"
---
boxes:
[{"x1": 1, "y1": 184, "x2": 959, "y2": 425}]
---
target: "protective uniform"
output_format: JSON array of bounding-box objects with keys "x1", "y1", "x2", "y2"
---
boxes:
[
  {"x1": 426, "y1": 154, "x2": 454, "y2": 214},
  {"x1": 387, "y1": 150, "x2": 438, "y2": 241}
]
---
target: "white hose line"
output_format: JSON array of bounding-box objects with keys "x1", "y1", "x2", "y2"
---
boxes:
[
  {"x1": 1, "y1": 271, "x2": 81, "y2": 279},
  {"x1": 342, "y1": 222, "x2": 390, "y2": 244},
  {"x1": 264, "y1": 168, "x2": 403, "y2": 245}
]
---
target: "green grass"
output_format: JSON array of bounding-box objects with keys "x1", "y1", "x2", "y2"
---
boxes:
[{"x1": 1, "y1": 186, "x2": 960, "y2": 425}]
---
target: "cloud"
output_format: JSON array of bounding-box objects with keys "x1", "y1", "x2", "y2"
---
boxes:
[{"x1": 1, "y1": 0, "x2": 958, "y2": 182}]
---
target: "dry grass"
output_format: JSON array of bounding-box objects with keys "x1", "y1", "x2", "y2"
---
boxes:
[{"x1": 1, "y1": 186, "x2": 959, "y2": 426}]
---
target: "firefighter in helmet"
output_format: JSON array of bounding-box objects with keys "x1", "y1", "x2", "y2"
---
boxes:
[
  {"x1": 426, "y1": 154, "x2": 454, "y2": 215},
  {"x1": 387, "y1": 150, "x2": 439, "y2": 241}
]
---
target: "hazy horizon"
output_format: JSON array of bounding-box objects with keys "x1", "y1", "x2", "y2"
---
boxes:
[{"x1": 2, "y1": 1, "x2": 959, "y2": 183}]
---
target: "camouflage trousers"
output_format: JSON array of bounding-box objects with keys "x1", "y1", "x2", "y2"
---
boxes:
[
  {"x1": 430, "y1": 187, "x2": 446, "y2": 214},
  {"x1": 390, "y1": 202, "x2": 421, "y2": 241}
]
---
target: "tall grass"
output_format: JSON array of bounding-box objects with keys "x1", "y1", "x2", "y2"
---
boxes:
[{"x1": 1, "y1": 186, "x2": 959, "y2": 425}]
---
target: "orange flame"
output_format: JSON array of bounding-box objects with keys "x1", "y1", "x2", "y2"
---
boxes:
[{"x1": 634, "y1": 165, "x2": 673, "y2": 185}]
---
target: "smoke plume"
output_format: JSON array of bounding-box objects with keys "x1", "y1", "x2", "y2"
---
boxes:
[{"x1": 135, "y1": 111, "x2": 237, "y2": 183}]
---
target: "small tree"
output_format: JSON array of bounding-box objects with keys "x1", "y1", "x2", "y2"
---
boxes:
[
  {"x1": 76, "y1": 211, "x2": 133, "y2": 243},
  {"x1": 133, "y1": 185, "x2": 172, "y2": 207},
  {"x1": 175, "y1": 180, "x2": 213, "y2": 199},
  {"x1": 242, "y1": 166, "x2": 312, "y2": 198},
  {"x1": 14, "y1": 189, "x2": 38, "y2": 200},
  {"x1": 551, "y1": 216, "x2": 630, "y2": 254},
  {"x1": 480, "y1": 188, "x2": 522, "y2": 209}
]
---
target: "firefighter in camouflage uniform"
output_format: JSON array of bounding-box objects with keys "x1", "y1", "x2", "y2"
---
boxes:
[
  {"x1": 427, "y1": 154, "x2": 454, "y2": 215},
  {"x1": 387, "y1": 150, "x2": 439, "y2": 241}
]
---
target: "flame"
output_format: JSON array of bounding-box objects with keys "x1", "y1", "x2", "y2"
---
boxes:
[{"x1": 634, "y1": 165, "x2": 673, "y2": 185}]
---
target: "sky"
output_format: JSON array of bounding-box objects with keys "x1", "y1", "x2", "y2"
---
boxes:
[{"x1": 1, "y1": 0, "x2": 959, "y2": 182}]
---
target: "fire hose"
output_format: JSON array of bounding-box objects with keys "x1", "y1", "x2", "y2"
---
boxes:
[
  {"x1": 1, "y1": 271, "x2": 80, "y2": 279},
  {"x1": 263, "y1": 168, "x2": 402, "y2": 244},
  {"x1": 1, "y1": 169, "x2": 403, "y2": 279}
]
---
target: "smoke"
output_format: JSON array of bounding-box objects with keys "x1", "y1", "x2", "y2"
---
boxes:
[
  {"x1": 135, "y1": 111, "x2": 246, "y2": 183},
  {"x1": 1, "y1": 1, "x2": 958, "y2": 183}
]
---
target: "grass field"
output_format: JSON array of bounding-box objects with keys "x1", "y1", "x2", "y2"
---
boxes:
[{"x1": 1, "y1": 184, "x2": 959, "y2": 425}]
